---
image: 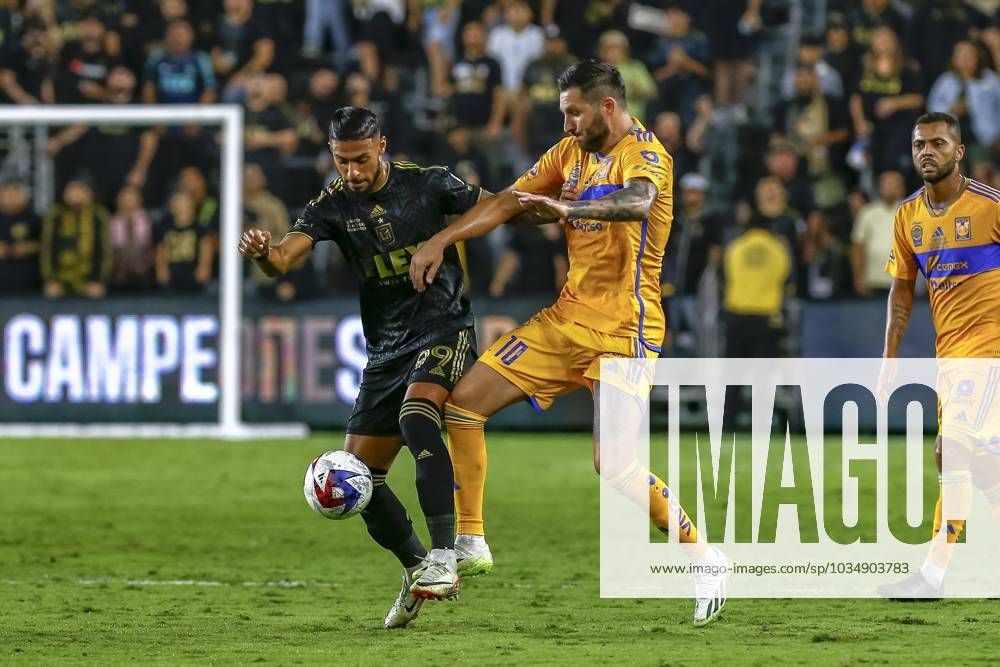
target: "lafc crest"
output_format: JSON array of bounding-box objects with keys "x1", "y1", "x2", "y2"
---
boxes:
[{"x1": 376, "y1": 222, "x2": 395, "y2": 244}]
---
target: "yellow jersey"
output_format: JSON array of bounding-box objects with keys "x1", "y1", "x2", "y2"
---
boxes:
[
  {"x1": 512, "y1": 121, "x2": 673, "y2": 352},
  {"x1": 885, "y1": 178, "x2": 1000, "y2": 358},
  {"x1": 723, "y1": 228, "x2": 791, "y2": 316}
]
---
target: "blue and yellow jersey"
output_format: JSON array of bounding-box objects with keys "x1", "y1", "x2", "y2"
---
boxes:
[
  {"x1": 512, "y1": 120, "x2": 673, "y2": 352},
  {"x1": 885, "y1": 178, "x2": 1000, "y2": 358}
]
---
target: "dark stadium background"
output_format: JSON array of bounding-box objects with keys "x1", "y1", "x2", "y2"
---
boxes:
[{"x1": 0, "y1": 0, "x2": 995, "y2": 431}]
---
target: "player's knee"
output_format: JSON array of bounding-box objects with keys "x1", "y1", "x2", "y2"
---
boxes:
[
  {"x1": 398, "y1": 398, "x2": 443, "y2": 445},
  {"x1": 447, "y1": 381, "x2": 476, "y2": 413}
]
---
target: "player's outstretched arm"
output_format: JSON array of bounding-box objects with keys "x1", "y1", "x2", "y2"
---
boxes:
[
  {"x1": 238, "y1": 228, "x2": 312, "y2": 277},
  {"x1": 514, "y1": 178, "x2": 657, "y2": 222},
  {"x1": 409, "y1": 189, "x2": 528, "y2": 291}
]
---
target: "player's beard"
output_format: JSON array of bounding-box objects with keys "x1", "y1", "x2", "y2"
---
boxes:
[
  {"x1": 344, "y1": 161, "x2": 387, "y2": 199},
  {"x1": 920, "y1": 155, "x2": 959, "y2": 185},
  {"x1": 577, "y1": 113, "x2": 611, "y2": 153}
]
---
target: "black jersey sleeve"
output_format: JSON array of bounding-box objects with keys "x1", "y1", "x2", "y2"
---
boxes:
[
  {"x1": 425, "y1": 167, "x2": 483, "y2": 216},
  {"x1": 288, "y1": 187, "x2": 338, "y2": 246}
]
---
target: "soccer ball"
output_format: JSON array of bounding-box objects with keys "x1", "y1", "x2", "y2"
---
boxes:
[{"x1": 303, "y1": 450, "x2": 373, "y2": 519}]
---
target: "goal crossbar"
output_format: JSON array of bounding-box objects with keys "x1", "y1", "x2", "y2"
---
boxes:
[{"x1": 0, "y1": 105, "x2": 308, "y2": 440}]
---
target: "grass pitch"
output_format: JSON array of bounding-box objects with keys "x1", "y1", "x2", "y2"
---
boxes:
[{"x1": 0, "y1": 434, "x2": 996, "y2": 665}]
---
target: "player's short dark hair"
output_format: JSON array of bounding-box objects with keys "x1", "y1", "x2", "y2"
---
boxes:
[
  {"x1": 557, "y1": 59, "x2": 627, "y2": 106},
  {"x1": 329, "y1": 107, "x2": 381, "y2": 142},
  {"x1": 914, "y1": 111, "x2": 961, "y2": 141}
]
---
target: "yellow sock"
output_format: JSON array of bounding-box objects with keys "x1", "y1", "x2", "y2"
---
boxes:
[
  {"x1": 932, "y1": 480, "x2": 965, "y2": 544},
  {"x1": 606, "y1": 463, "x2": 700, "y2": 544},
  {"x1": 444, "y1": 402, "x2": 488, "y2": 536}
]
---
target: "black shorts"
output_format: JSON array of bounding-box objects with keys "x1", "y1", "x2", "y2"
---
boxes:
[{"x1": 346, "y1": 327, "x2": 477, "y2": 436}]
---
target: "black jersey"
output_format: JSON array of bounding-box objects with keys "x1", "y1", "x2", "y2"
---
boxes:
[{"x1": 289, "y1": 161, "x2": 483, "y2": 364}]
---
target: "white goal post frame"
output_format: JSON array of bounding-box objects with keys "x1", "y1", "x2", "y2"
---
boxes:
[{"x1": 0, "y1": 105, "x2": 308, "y2": 440}]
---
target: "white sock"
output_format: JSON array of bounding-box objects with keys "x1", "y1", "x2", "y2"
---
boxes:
[
  {"x1": 458, "y1": 534, "x2": 486, "y2": 546},
  {"x1": 920, "y1": 561, "x2": 946, "y2": 588}
]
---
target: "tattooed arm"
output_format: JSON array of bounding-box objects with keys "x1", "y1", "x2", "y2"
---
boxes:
[
  {"x1": 877, "y1": 276, "x2": 916, "y2": 404},
  {"x1": 514, "y1": 178, "x2": 658, "y2": 222},
  {"x1": 883, "y1": 276, "x2": 915, "y2": 358}
]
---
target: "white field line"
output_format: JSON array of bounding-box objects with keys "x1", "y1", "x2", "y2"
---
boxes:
[{"x1": 0, "y1": 578, "x2": 339, "y2": 588}]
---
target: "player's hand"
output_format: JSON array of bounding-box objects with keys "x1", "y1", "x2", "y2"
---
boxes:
[
  {"x1": 556, "y1": 186, "x2": 579, "y2": 225},
  {"x1": 513, "y1": 190, "x2": 569, "y2": 220},
  {"x1": 409, "y1": 239, "x2": 445, "y2": 292},
  {"x1": 876, "y1": 357, "x2": 898, "y2": 406},
  {"x1": 239, "y1": 228, "x2": 271, "y2": 259}
]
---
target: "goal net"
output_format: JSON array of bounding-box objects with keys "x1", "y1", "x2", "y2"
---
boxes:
[{"x1": 0, "y1": 105, "x2": 308, "y2": 439}]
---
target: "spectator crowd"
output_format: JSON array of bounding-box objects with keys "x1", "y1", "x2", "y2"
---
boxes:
[{"x1": 0, "y1": 0, "x2": 998, "y2": 353}]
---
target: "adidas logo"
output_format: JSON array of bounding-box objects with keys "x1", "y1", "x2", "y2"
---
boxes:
[
  {"x1": 956, "y1": 411, "x2": 968, "y2": 422},
  {"x1": 933, "y1": 227, "x2": 944, "y2": 238},
  {"x1": 371, "y1": 204, "x2": 386, "y2": 217},
  {"x1": 417, "y1": 449, "x2": 434, "y2": 460}
]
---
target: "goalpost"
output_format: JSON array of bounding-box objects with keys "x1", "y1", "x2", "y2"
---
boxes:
[{"x1": 0, "y1": 105, "x2": 309, "y2": 439}]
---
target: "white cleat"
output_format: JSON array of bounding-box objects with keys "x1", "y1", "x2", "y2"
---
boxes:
[
  {"x1": 384, "y1": 568, "x2": 424, "y2": 629},
  {"x1": 455, "y1": 534, "x2": 493, "y2": 577},
  {"x1": 692, "y1": 547, "x2": 730, "y2": 627},
  {"x1": 409, "y1": 548, "x2": 460, "y2": 600}
]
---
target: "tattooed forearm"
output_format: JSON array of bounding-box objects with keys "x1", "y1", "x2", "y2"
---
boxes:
[
  {"x1": 563, "y1": 179, "x2": 657, "y2": 221},
  {"x1": 883, "y1": 277, "x2": 915, "y2": 357},
  {"x1": 890, "y1": 303, "x2": 910, "y2": 329}
]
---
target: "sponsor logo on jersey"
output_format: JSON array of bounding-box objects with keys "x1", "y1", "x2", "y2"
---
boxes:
[
  {"x1": 638, "y1": 166, "x2": 666, "y2": 180},
  {"x1": 955, "y1": 216, "x2": 972, "y2": 241},
  {"x1": 930, "y1": 226, "x2": 947, "y2": 250},
  {"x1": 640, "y1": 150, "x2": 660, "y2": 164},
  {"x1": 936, "y1": 260, "x2": 969, "y2": 272},
  {"x1": 376, "y1": 222, "x2": 395, "y2": 245},
  {"x1": 370, "y1": 242, "x2": 427, "y2": 279},
  {"x1": 570, "y1": 220, "x2": 604, "y2": 232},
  {"x1": 930, "y1": 279, "x2": 959, "y2": 291},
  {"x1": 346, "y1": 218, "x2": 366, "y2": 232},
  {"x1": 911, "y1": 223, "x2": 923, "y2": 247},
  {"x1": 566, "y1": 160, "x2": 583, "y2": 189}
]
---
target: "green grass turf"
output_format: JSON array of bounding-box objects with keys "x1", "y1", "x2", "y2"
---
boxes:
[{"x1": 0, "y1": 434, "x2": 996, "y2": 665}]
